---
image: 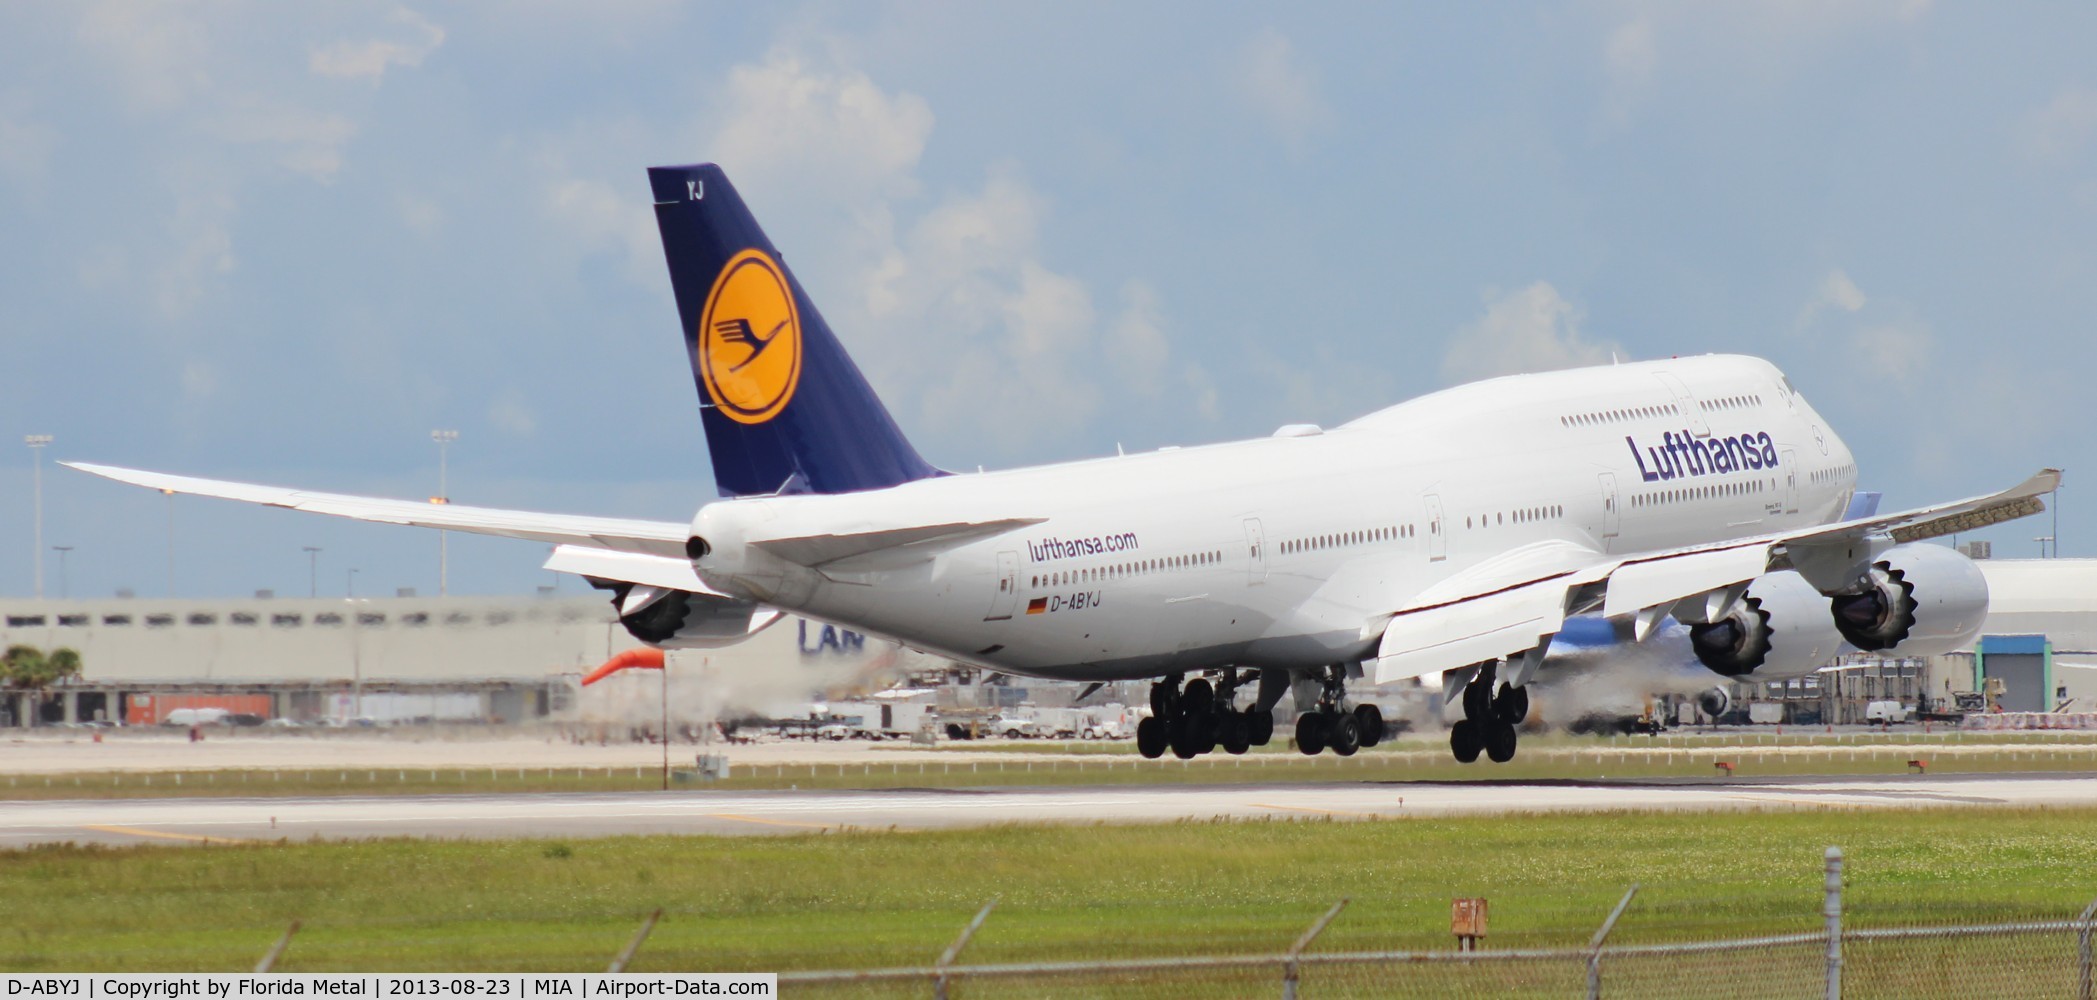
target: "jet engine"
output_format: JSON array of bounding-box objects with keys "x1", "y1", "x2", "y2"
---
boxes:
[
  {"x1": 1688, "y1": 570, "x2": 1848, "y2": 680},
  {"x1": 1827, "y1": 542, "x2": 1988, "y2": 655},
  {"x1": 595, "y1": 581, "x2": 780, "y2": 649}
]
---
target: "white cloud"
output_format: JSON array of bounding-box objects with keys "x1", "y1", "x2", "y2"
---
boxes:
[
  {"x1": 1234, "y1": 29, "x2": 1334, "y2": 152},
  {"x1": 1818, "y1": 269, "x2": 1868, "y2": 313},
  {"x1": 1848, "y1": 321, "x2": 1932, "y2": 387},
  {"x1": 1603, "y1": 17, "x2": 1657, "y2": 117},
  {"x1": 542, "y1": 176, "x2": 661, "y2": 285},
  {"x1": 2016, "y1": 87, "x2": 2097, "y2": 165},
  {"x1": 309, "y1": 7, "x2": 446, "y2": 81},
  {"x1": 1440, "y1": 282, "x2": 1620, "y2": 385},
  {"x1": 212, "y1": 97, "x2": 359, "y2": 181},
  {"x1": 1794, "y1": 268, "x2": 1869, "y2": 331},
  {"x1": 710, "y1": 50, "x2": 934, "y2": 203}
]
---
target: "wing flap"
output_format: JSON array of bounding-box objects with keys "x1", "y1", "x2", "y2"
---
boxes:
[
  {"x1": 1601, "y1": 544, "x2": 1772, "y2": 618},
  {"x1": 1374, "y1": 579, "x2": 1568, "y2": 684},
  {"x1": 68, "y1": 462, "x2": 690, "y2": 557}
]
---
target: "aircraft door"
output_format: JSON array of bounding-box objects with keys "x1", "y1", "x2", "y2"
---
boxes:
[
  {"x1": 1598, "y1": 473, "x2": 1621, "y2": 546},
  {"x1": 1782, "y1": 450, "x2": 1799, "y2": 515},
  {"x1": 1423, "y1": 494, "x2": 1446, "y2": 562},
  {"x1": 986, "y1": 550, "x2": 1020, "y2": 621},
  {"x1": 1655, "y1": 372, "x2": 1710, "y2": 437},
  {"x1": 1243, "y1": 518, "x2": 1267, "y2": 584}
]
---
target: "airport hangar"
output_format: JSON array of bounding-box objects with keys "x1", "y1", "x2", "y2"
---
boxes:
[{"x1": 1, "y1": 557, "x2": 2092, "y2": 730}]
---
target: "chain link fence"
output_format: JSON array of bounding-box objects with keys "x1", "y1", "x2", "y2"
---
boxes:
[{"x1": 779, "y1": 849, "x2": 2097, "y2": 998}]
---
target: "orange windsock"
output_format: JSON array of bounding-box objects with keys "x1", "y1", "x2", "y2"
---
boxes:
[{"x1": 581, "y1": 647, "x2": 667, "y2": 686}]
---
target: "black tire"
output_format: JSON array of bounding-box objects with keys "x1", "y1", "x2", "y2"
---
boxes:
[
  {"x1": 1249, "y1": 709, "x2": 1275, "y2": 746},
  {"x1": 1495, "y1": 686, "x2": 1529, "y2": 725},
  {"x1": 1295, "y1": 712, "x2": 1328, "y2": 755},
  {"x1": 1485, "y1": 720, "x2": 1518, "y2": 763},
  {"x1": 1462, "y1": 677, "x2": 1493, "y2": 721},
  {"x1": 1150, "y1": 683, "x2": 1175, "y2": 719},
  {"x1": 1330, "y1": 712, "x2": 1360, "y2": 757},
  {"x1": 1169, "y1": 714, "x2": 1201, "y2": 759},
  {"x1": 1136, "y1": 716, "x2": 1166, "y2": 759},
  {"x1": 1182, "y1": 678, "x2": 1215, "y2": 716},
  {"x1": 1353, "y1": 704, "x2": 1384, "y2": 748},
  {"x1": 1222, "y1": 713, "x2": 1250, "y2": 755},
  {"x1": 1451, "y1": 719, "x2": 1483, "y2": 763},
  {"x1": 944, "y1": 723, "x2": 967, "y2": 741},
  {"x1": 1196, "y1": 712, "x2": 1219, "y2": 755}
]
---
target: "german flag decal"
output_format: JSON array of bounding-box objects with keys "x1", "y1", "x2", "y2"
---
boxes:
[{"x1": 1026, "y1": 597, "x2": 1048, "y2": 615}]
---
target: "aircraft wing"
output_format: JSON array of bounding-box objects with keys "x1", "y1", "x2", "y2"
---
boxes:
[
  {"x1": 66, "y1": 462, "x2": 691, "y2": 558},
  {"x1": 1372, "y1": 468, "x2": 2058, "y2": 683}
]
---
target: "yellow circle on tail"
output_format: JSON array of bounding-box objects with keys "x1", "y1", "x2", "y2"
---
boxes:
[{"x1": 697, "y1": 249, "x2": 803, "y2": 424}]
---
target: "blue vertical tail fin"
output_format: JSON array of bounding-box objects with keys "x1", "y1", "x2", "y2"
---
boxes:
[{"x1": 647, "y1": 163, "x2": 939, "y2": 498}]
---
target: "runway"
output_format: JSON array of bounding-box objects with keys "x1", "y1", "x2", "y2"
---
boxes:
[{"x1": 4, "y1": 772, "x2": 2096, "y2": 847}]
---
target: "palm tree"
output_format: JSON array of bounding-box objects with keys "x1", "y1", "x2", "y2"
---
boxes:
[{"x1": 1, "y1": 645, "x2": 44, "y2": 688}]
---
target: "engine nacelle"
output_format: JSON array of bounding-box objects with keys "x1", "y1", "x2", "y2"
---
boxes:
[
  {"x1": 1688, "y1": 570, "x2": 1848, "y2": 680},
  {"x1": 1697, "y1": 687, "x2": 1732, "y2": 719},
  {"x1": 598, "y1": 583, "x2": 779, "y2": 650},
  {"x1": 1828, "y1": 542, "x2": 1988, "y2": 656}
]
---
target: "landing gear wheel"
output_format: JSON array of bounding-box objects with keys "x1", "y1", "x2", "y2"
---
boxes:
[
  {"x1": 1135, "y1": 716, "x2": 1166, "y2": 759},
  {"x1": 1295, "y1": 712, "x2": 1328, "y2": 755},
  {"x1": 1248, "y1": 709, "x2": 1275, "y2": 747},
  {"x1": 1484, "y1": 720, "x2": 1518, "y2": 763},
  {"x1": 1462, "y1": 676, "x2": 1493, "y2": 721},
  {"x1": 1181, "y1": 678, "x2": 1215, "y2": 716},
  {"x1": 1451, "y1": 719, "x2": 1484, "y2": 764},
  {"x1": 1495, "y1": 686, "x2": 1529, "y2": 726},
  {"x1": 1195, "y1": 712, "x2": 1220, "y2": 755},
  {"x1": 1222, "y1": 713, "x2": 1251, "y2": 755},
  {"x1": 1169, "y1": 714, "x2": 1201, "y2": 760},
  {"x1": 1150, "y1": 682, "x2": 1175, "y2": 719},
  {"x1": 1353, "y1": 704, "x2": 1384, "y2": 748},
  {"x1": 1330, "y1": 711, "x2": 1361, "y2": 757}
]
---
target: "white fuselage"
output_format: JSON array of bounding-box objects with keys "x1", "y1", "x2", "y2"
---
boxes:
[{"x1": 693, "y1": 355, "x2": 1859, "y2": 681}]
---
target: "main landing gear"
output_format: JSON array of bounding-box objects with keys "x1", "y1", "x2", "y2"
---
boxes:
[
  {"x1": 1136, "y1": 670, "x2": 1277, "y2": 760},
  {"x1": 1449, "y1": 660, "x2": 1527, "y2": 764},
  {"x1": 1293, "y1": 665, "x2": 1385, "y2": 758}
]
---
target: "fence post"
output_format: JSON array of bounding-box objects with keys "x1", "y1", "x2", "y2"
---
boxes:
[
  {"x1": 2077, "y1": 897, "x2": 2097, "y2": 1000},
  {"x1": 1824, "y1": 846, "x2": 1844, "y2": 1000},
  {"x1": 253, "y1": 920, "x2": 301, "y2": 973},
  {"x1": 1587, "y1": 884, "x2": 1639, "y2": 1000},
  {"x1": 933, "y1": 898, "x2": 997, "y2": 1000},
  {"x1": 606, "y1": 909, "x2": 662, "y2": 973},
  {"x1": 1281, "y1": 898, "x2": 1348, "y2": 1000}
]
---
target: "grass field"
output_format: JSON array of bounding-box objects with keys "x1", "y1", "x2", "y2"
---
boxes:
[
  {"x1": 5, "y1": 807, "x2": 2096, "y2": 974},
  {"x1": 3, "y1": 735, "x2": 2094, "y2": 799}
]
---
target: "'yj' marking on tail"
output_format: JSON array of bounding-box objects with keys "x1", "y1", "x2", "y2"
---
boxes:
[{"x1": 649, "y1": 164, "x2": 940, "y2": 498}]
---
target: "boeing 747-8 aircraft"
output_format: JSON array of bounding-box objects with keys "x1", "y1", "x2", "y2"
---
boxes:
[{"x1": 72, "y1": 164, "x2": 2057, "y2": 764}]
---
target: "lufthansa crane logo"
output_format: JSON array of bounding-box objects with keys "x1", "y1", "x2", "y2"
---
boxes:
[{"x1": 697, "y1": 249, "x2": 802, "y2": 424}]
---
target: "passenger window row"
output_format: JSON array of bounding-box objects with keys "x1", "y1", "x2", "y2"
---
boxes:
[
  {"x1": 1634, "y1": 479, "x2": 1770, "y2": 508},
  {"x1": 1031, "y1": 550, "x2": 1224, "y2": 589},
  {"x1": 1560, "y1": 403, "x2": 1679, "y2": 428},
  {"x1": 1282, "y1": 524, "x2": 1411, "y2": 556}
]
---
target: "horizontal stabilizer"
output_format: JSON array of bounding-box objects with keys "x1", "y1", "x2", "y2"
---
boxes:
[
  {"x1": 68, "y1": 462, "x2": 690, "y2": 557},
  {"x1": 753, "y1": 518, "x2": 1045, "y2": 568}
]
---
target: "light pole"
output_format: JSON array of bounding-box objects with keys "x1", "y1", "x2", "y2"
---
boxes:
[
  {"x1": 25, "y1": 435, "x2": 50, "y2": 599},
  {"x1": 2035, "y1": 536, "x2": 2054, "y2": 559},
  {"x1": 303, "y1": 546, "x2": 322, "y2": 598},
  {"x1": 52, "y1": 546, "x2": 72, "y2": 600},
  {"x1": 432, "y1": 429, "x2": 458, "y2": 596},
  {"x1": 347, "y1": 567, "x2": 359, "y2": 598},
  {"x1": 163, "y1": 488, "x2": 175, "y2": 597}
]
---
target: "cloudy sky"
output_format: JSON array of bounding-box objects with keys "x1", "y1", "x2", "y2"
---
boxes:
[{"x1": 3, "y1": 2, "x2": 2094, "y2": 601}]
